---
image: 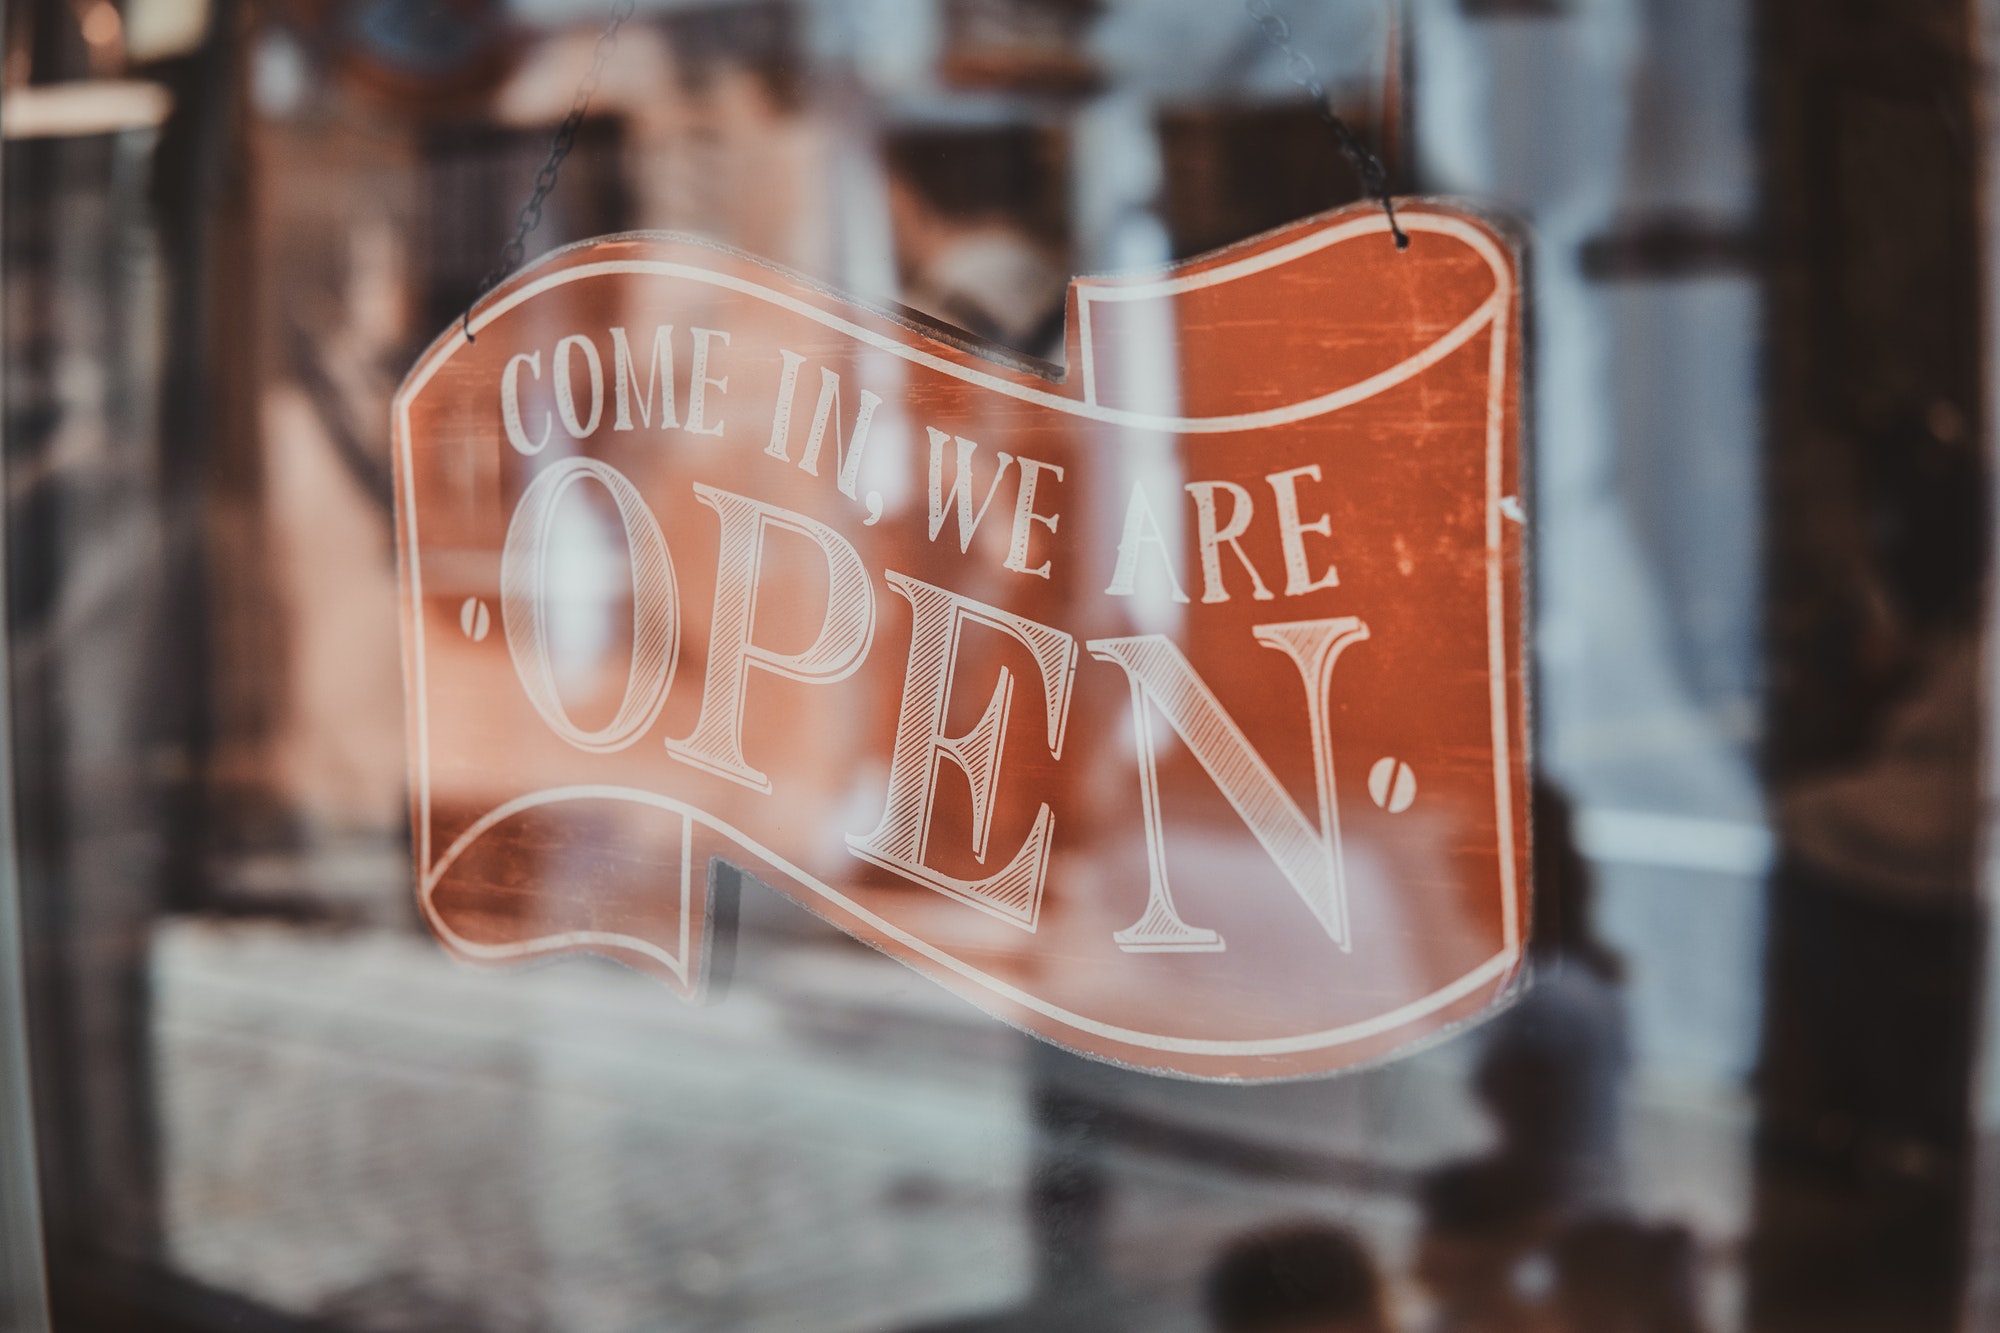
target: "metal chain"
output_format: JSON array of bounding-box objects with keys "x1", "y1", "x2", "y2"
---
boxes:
[
  {"x1": 1245, "y1": 0, "x2": 1408, "y2": 250},
  {"x1": 464, "y1": 0, "x2": 638, "y2": 343}
]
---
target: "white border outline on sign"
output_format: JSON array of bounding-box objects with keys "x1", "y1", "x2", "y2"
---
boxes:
[
  {"x1": 421, "y1": 784, "x2": 1514, "y2": 1059},
  {"x1": 393, "y1": 206, "x2": 1521, "y2": 1064}
]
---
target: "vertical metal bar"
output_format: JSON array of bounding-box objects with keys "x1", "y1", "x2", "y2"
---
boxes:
[
  {"x1": 0, "y1": 738, "x2": 50, "y2": 1333},
  {"x1": 0, "y1": 1, "x2": 54, "y2": 1323},
  {"x1": 1967, "y1": 5, "x2": 2000, "y2": 1326},
  {"x1": 1752, "y1": 0, "x2": 1988, "y2": 1329}
]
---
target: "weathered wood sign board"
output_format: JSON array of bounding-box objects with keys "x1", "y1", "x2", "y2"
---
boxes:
[{"x1": 393, "y1": 203, "x2": 1529, "y2": 1082}]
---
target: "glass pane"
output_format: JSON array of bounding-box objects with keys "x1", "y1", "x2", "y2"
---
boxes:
[{"x1": 1, "y1": 2, "x2": 1991, "y2": 1332}]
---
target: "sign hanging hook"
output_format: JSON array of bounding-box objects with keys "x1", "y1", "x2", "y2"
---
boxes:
[
  {"x1": 1245, "y1": 0, "x2": 1410, "y2": 251},
  {"x1": 463, "y1": 0, "x2": 638, "y2": 345}
]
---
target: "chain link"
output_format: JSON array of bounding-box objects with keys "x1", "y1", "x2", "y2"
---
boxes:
[
  {"x1": 464, "y1": 0, "x2": 638, "y2": 342},
  {"x1": 1245, "y1": 0, "x2": 1408, "y2": 250}
]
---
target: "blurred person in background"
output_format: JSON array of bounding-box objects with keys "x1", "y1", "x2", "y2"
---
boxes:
[
  {"x1": 1416, "y1": 785, "x2": 1648, "y2": 1331},
  {"x1": 1549, "y1": 1216, "x2": 1707, "y2": 1333},
  {"x1": 1205, "y1": 1222, "x2": 1391, "y2": 1333},
  {"x1": 1472, "y1": 782, "x2": 1632, "y2": 1215},
  {"x1": 1414, "y1": 1159, "x2": 1554, "y2": 1333}
]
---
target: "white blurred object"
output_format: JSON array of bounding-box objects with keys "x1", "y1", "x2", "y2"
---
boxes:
[
  {"x1": 251, "y1": 28, "x2": 311, "y2": 119},
  {"x1": 1, "y1": 80, "x2": 171, "y2": 139},
  {"x1": 124, "y1": 0, "x2": 212, "y2": 62},
  {"x1": 1576, "y1": 807, "x2": 1775, "y2": 879}
]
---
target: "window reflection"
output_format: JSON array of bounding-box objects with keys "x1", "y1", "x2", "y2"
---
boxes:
[{"x1": 3, "y1": 0, "x2": 1990, "y2": 1331}]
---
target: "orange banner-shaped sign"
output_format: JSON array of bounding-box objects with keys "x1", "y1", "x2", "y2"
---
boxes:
[{"x1": 393, "y1": 203, "x2": 1529, "y2": 1081}]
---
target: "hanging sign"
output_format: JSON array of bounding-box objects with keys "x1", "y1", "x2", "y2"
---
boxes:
[{"x1": 393, "y1": 203, "x2": 1529, "y2": 1081}]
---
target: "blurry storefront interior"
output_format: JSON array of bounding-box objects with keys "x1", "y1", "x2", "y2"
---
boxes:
[{"x1": 0, "y1": 1, "x2": 1996, "y2": 1331}]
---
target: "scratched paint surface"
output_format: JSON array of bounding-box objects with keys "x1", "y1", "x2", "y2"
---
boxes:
[{"x1": 393, "y1": 202, "x2": 1529, "y2": 1081}]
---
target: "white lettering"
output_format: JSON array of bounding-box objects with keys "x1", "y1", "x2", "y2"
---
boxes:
[
  {"x1": 1106, "y1": 484, "x2": 1190, "y2": 603},
  {"x1": 1086, "y1": 618, "x2": 1370, "y2": 952},
  {"x1": 611, "y1": 325, "x2": 680, "y2": 431},
  {"x1": 554, "y1": 334, "x2": 604, "y2": 439},
  {"x1": 763, "y1": 349, "x2": 807, "y2": 461},
  {"x1": 1265, "y1": 464, "x2": 1340, "y2": 596},
  {"x1": 798, "y1": 368, "x2": 883, "y2": 500},
  {"x1": 500, "y1": 458, "x2": 680, "y2": 752},
  {"x1": 926, "y1": 427, "x2": 1015, "y2": 553},
  {"x1": 686, "y1": 327, "x2": 731, "y2": 436},
  {"x1": 848, "y1": 574, "x2": 1077, "y2": 929},
  {"x1": 502, "y1": 351, "x2": 552, "y2": 456},
  {"x1": 1186, "y1": 480, "x2": 1274, "y2": 604},
  {"x1": 664, "y1": 486, "x2": 876, "y2": 792},
  {"x1": 1004, "y1": 457, "x2": 1065, "y2": 579}
]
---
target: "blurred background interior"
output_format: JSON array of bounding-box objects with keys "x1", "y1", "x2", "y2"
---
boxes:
[{"x1": 0, "y1": 0, "x2": 1997, "y2": 1330}]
